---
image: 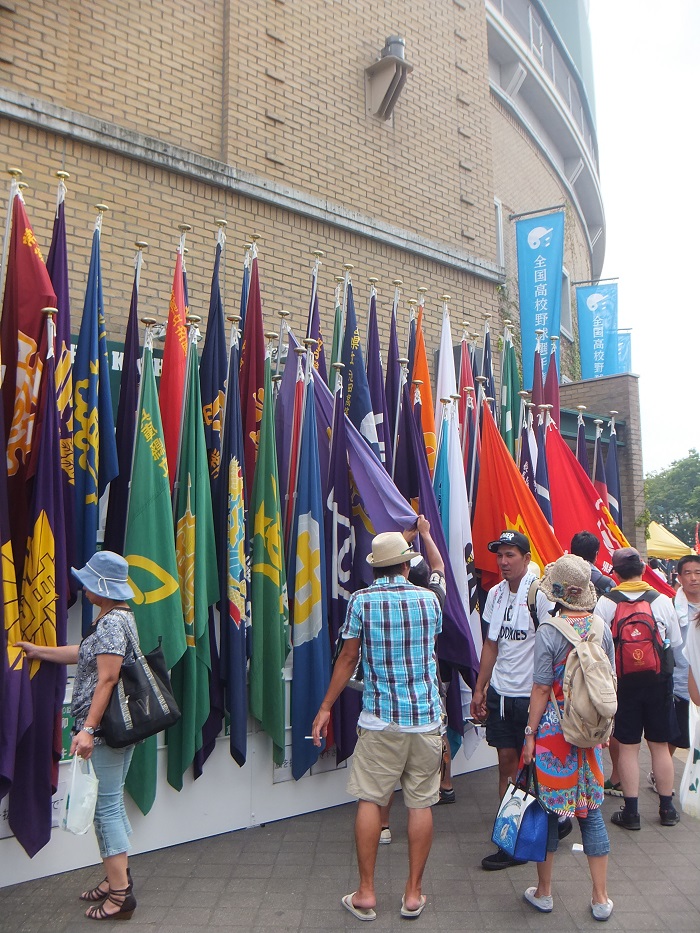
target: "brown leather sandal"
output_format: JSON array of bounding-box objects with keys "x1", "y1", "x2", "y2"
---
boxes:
[
  {"x1": 85, "y1": 885, "x2": 136, "y2": 921},
  {"x1": 80, "y1": 868, "x2": 132, "y2": 903}
]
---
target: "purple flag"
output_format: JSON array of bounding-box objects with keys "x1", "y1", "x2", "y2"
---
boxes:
[
  {"x1": 396, "y1": 381, "x2": 480, "y2": 692},
  {"x1": 365, "y1": 289, "x2": 391, "y2": 467},
  {"x1": 103, "y1": 263, "x2": 141, "y2": 554},
  {"x1": 0, "y1": 394, "x2": 32, "y2": 802},
  {"x1": 9, "y1": 344, "x2": 68, "y2": 857},
  {"x1": 306, "y1": 261, "x2": 328, "y2": 384}
]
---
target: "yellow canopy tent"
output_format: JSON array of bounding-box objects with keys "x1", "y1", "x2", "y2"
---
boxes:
[{"x1": 647, "y1": 521, "x2": 694, "y2": 559}]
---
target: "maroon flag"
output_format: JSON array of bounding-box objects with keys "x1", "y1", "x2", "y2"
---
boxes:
[
  {"x1": 239, "y1": 247, "x2": 265, "y2": 499},
  {"x1": 543, "y1": 343, "x2": 560, "y2": 425},
  {"x1": 1, "y1": 190, "x2": 57, "y2": 572}
]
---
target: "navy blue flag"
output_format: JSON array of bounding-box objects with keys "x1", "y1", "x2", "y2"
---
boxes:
[
  {"x1": 341, "y1": 282, "x2": 380, "y2": 457},
  {"x1": 9, "y1": 340, "x2": 68, "y2": 857},
  {"x1": 306, "y1": 260, "x2": 328, "y2": 384},
  {"x1": 365, "y1": 289, "x2": 391, "y2": 467},
  {"x1": 535, "y1": 418, "x2": 553, "y2": 528},
  {"x1": 605, "y1": 423, "x2": 622, "y2": 528},
  {"x1": 194, "y1": 233, "x2": 229, "y2": 778},
  {"x1": 217, "y1": 321, "x2": 248, "y2": 766},
  {"x1": 519, "y1": 417, "x2": 537, "y2": 497},
  {"x1": 73, "y1": 220, "x2": 118, "y2": 633},
  {"x1": 543, "y1": 345, "x2": 560, "y2": 426},
  {"x1": 238, "y1": 247, "x2": 250, "y2": 338},
  {"x1": 576, "y1": 411, "x2": 590, "y2": 477},
  {"x1": 325, "y1": 381, "x2": 362, "y2": 764},
  {"x1": 45, "y1": 178, "x2": 76, "y2": 596},
  {"x1": 103, "y1": 259, "x2": 141, "y2": 554},
  {"x1": 481, "y1": 322, "x2": 497, "y2": 419},
  {"x1": 384, "y1": 287, "x2": 401, "y2": 472},
  {"x1": 288, "y1": 376, "x2": 331, "y2": 779}
]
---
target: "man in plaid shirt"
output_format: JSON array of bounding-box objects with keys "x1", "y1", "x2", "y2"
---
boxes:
[{"x1": 312, "y1": 517, "x2": 445, "y2": 922}]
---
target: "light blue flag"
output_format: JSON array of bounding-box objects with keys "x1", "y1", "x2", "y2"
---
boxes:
[
  {"x1": 576, "y1": 283, "x2": 618, "y2": 379},
  {"x1": 516, "y1": 211, "x2": 565, "y2": 389},
  {"x1": 617, "y1": 331, "x2": 632, "y2": 373},
  {"x1": 73, "y1": 219, "x2": 118, "y2": 633},
  {"x1": 289, "y1": 375, "x2": 331, "y2": 780},
  {"x1": 433, "y1": 410, "x2": 451, "y2": 546}
]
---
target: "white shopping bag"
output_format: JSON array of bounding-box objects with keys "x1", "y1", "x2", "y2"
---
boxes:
[
  {"x1": 679, "y1": 703, "x2": 700, "y2": 820},
  {"x1": 59, "y1": 755, "x2": 99, "y2": 835}
]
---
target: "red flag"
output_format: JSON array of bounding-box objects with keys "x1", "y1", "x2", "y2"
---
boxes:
[
  {"x1": 545, "y1": 425, "x2": 676, "y2": 598},
  {"x1": 473, "y1": 403, "x2": 562, "y2": 590},
  {"x1": 159, "y1": 249, "x2": 187, "y2": 489},
  {"x1": 239, "y1": 249, "x2": 265, "y2": 498}
]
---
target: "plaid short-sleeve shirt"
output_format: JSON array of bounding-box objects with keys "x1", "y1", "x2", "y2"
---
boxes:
[{"x1": 341, "y1": 573, "x2": 443, "y2": 727}]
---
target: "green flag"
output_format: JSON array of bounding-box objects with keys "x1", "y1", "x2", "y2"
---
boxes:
[
  {"x1": 329, "y1": 281, "x2": 343, "y2": 371},
  {"x1": 124, "y1": 341, "x2": 186, "y2": 815},
  {"x1": 500, "y1": 326, "x2": 521, "y2": 459},
  {"x1": 166, "y1": 336, "x2": 219, "y2": 791},
  {"x1": 249, "y1": 356, "x2": 290, "y2": 765}
]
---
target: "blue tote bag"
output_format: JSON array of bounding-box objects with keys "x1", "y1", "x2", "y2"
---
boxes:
[{"x1": 491, "y1": 763, "x2": 548, "y2": 862}]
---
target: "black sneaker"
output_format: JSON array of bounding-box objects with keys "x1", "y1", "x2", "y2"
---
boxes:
[
  {"x1": 435, "y1": 787, "x2": 456, "y2": 805},
  {"x1": 557, "y1": 817, "x2": 573, "y2": 840},
  {"x1": 481, "y1": 848, "x2": 527, "y2": 871},
  {"x1": 611, "y1": 808, "x2": 641, "y2": 831},
  {"x1": 659, "y1": 806, "x2": 680, "y2": 826}
]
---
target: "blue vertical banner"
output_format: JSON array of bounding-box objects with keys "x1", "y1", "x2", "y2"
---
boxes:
[
  {"x1": 576, "y1": 283, "x2": 619, "y2": 379},
  {"x1": 516, "y1": 211, "x2": 565, "y2": 390},
  {"x1": 617, "y1": 330, "x2": 632, "y2": 373}
]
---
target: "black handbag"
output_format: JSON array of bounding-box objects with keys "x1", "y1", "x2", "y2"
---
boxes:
[{"x1": 100, "y1": 628, "x2": 181, "y2": 749}]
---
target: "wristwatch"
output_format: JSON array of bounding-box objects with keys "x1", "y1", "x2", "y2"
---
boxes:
[
  {"x1": 82, "y1": 726, "x2": 96, "y2": 736},
  {"x1": 524, "y1": 725, "x2": 535, "y2": 736}
]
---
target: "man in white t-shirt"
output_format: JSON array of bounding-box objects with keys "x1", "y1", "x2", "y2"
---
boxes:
[
  {"x1": 595, "y1": 548, "x2": 682, "y2": 830},
  {"x1": 470, "y1": 530, "x2": 554, "y2": 871}
]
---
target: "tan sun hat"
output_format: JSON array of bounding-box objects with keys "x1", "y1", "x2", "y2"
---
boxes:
[
  {"x1": 539, "y1": 554, "x2": 597, "y2": 611},
  {"x1": 366, "y1": 531, "x2": 415, "y2": 568}
]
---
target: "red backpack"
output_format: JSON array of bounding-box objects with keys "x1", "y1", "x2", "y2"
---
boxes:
[{"x1": 608, "y1": 590, "x2": 663, "y2": 676}]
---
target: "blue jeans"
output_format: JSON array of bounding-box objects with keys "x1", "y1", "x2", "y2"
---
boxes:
[
  {"x1": 91, "y1": 743, "x2": 134, "y2": 859},
  {"x1": 546, "y1": 806, "x2": 609, "y2": 857}
]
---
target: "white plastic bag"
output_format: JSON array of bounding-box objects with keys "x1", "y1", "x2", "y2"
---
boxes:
[
  {"x1": 60, "y1": 754, "x2": 99, "y2": 835},
  {"x1": 679, "y1": 702, "x2": 700, "y2": 820}
]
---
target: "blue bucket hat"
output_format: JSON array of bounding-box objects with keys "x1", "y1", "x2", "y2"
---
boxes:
[{"x1": 72, "y1": 551, "x2": 135, "y2": 601}]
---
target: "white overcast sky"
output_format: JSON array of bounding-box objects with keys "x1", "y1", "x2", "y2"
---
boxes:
[{"x1": 588, "y1": 1, "x2": 700, "y2": 475}]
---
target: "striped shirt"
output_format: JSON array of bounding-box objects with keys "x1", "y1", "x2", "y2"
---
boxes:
[{"x1": 341, "y1": 573, "x2": 442, "y2": 727}]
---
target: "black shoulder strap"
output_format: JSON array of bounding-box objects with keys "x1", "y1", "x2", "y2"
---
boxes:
[
  {"x1": 527, "y1": 579, "x2": 540, "y2": 630},
  {"x1": 606, "y1": 589, "x2": 659, "y2": 606}
]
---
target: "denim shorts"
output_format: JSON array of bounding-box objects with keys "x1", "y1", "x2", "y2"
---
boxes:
[
  {"x1": 91, "y1": 743, "x2": 134, "y2": 859},
  {"x1": 546, "y1": 806, "x2": 609, "y2": 857},
  {"x1": 484, "y1": 686, "x2": 529, "y2": 750}
]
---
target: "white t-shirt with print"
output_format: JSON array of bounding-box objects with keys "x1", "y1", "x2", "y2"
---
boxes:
[{"x1": 483, "y1": 579, "x2": 554, "y2": 697}]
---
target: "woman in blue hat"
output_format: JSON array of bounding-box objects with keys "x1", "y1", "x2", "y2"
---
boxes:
[{"x1": 17, "y1": 550, "x2": 139, "y2": 921}]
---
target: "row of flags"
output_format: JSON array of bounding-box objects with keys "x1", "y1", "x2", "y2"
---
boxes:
[{"x1": 0, "y1": 179, "x2": 651, "y2": 861}]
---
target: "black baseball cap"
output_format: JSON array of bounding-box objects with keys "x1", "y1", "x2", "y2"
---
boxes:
[{"x1": 487, "y1": 530, "x2": 531, "y2": 554}]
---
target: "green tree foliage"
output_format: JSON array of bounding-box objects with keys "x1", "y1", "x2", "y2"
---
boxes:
[{"x1": 644, "y1": 449, "x2": 700, "y2": 546}]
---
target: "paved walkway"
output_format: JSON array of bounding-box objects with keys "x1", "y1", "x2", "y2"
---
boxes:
[{"x1": 1, "y1": 749, "x2": 698, "y2": 932}]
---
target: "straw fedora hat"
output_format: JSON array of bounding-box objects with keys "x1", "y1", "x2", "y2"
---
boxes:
[{"x1": 366, "y1": 532, "x2": 415, "y2": 568}]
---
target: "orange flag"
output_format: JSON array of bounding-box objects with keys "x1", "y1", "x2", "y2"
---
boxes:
[
  {"x1": 159, "y1": 249, "x2": 187, "y2": 489},
  {"x1": 473, "y1": 403, "x2": 562, "y2": 589},
  {"x1": 411, "y1": 305, "x2": 437, "y2": 474}
]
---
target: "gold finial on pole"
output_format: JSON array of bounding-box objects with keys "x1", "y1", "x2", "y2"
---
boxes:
[
  {"x1": 441, "y1": 294, "x2": 451, "y2": 303},
  {"x1": 215, "y1": 218, "x2": 227, "y2": 228},
  {"x1": 417, "y1": 286, "x2": 428, "y2": 295},
  {"x1": 412, "y1": 378, "x2": 423, "y2": 387},
  {"x1": 312, "y1": 249, "x2": 325, "y2": 259},
  {"x1": 250, "y1": 233, "x2": 261, "y2": 242},
  {"x1": 135, "y1": 239, "x2": 148, "y2": 250},
  {"x1": 55, "y1": 170, "x2": 70, "y2": 181},
  {"x1": 609, "y1": 409, "x2": 618, "y2": 417},
  {"x1": 17, "y1": 182, "x2": 29, "y2": 192},
  {"x1": 518, "y1": 390, "x2": 530, "y2": 400},
  {"x1": 7, "y1": 167, "x2": 22, "y2": 179},
  {"x1": 265, "y1": 330, "x2": 279, "y2": 342},
  {"x1": 577, "y1": 405, "x2": 587, "y2": 413},
  {"x1": 335, "y1": 274, "x2": 345, "y2": 284},
  {"x1": 303, "y1": 337, "x2": 317, "y2": 350},
  {"x1": 343, "y1": 262, "x2": 354, "y2": 272},
  {"x1": 186, "y1": 314, "x2": 201, "y2": 325},
  {"x1": 178, "y1": 223, "x2": 192, "y2": 234},
  {"x1": 41, "y1": 306, "x2": 58, "y2": 317},
  {"x1": 227, "y1": 314, "x2": 241, "y2": 324},
  {"x1": 141, "y1": 316, "x2": 158, "y2": 327},
  {"x1": 393, "y1": 278, "x2": 403, "y2": 288},
  {"x1": 95, "y1": 203, "x2": 109, "y2": 213},
  {"x1": 407, "y1": 298, "x2": 417, "y2": 307},
  {"x1": 368, "y1": 276, "x2": 379, "y2": 286}
]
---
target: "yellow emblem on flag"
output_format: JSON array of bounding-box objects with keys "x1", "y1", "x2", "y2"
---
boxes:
[
  {"x1": 126, "y1": 555, "x2": 179, "y2": 605},
  {"x1": 176, "y1": 479, "x2": 196, "y2": 647},
  {"x1": 2, "y1": 539, "x2": 21, "y2": 661},
  {"x1": 294, "y1": 514, "x2": 322, "y2": 646},
  {"x1": 19, "y1": 510, "x2": 57, "y2": 677}
]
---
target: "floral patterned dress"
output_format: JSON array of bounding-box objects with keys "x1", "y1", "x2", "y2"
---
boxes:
[{"x1": 532, "y1": 615, "x2": 605, "y2": 818}]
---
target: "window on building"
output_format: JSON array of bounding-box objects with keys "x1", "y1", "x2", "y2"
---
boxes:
[{"x1": 560, "y1": 267, "x2": 573, "y2": 340}]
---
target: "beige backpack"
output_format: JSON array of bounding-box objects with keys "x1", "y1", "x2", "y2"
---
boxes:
[{"x1": 542, "y1": 614, "x2": 618, "y2": 748}]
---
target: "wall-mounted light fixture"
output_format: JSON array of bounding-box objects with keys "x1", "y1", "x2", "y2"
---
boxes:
[{"x1": 365, "y1": 36, "x2": 413, "y2": 122}]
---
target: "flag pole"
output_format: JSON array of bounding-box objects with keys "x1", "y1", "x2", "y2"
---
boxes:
[
  {"x1": 391, "y1": 356, "x2": 409, "y2": 481},
  {"x1": 0, "y1": 167, "x2": 22, "y2": 318},
  {"x1": 275, "y1": 309, "x2": 290, "y2": 381},
  {"x1": 387, "y1": 279, "x2": 403, "y2": 469},
  {"x1": 339, "y1": 262, "x2": 353, "y2": 352},
  {"x1": 307, "y1": 249, "x2": 324, "y2": 340},
  {"x1": 41, "y1": 306, "x2": 58, "y2": 360},
  {"x1": 592, "y1": 418, "x2": 603, "y2": 479},
  {"x1": 366, "y1": 277, "x2": 379, "y2": 351},
  {"x1": 222, "y1": 313, "x2": 241, "y2": 451},
  {"x1": 126, "y1": 313, "x2": 157, "y2": 521},
  {"x1": 283, "y1": 340, "x2": 303, "y2": 553}
]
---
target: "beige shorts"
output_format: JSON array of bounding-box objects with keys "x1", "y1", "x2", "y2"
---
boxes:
[{"x1": 346, "y1": 728, "x2": 442, "y2": 808}]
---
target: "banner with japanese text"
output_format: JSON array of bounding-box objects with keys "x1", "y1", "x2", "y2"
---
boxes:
[
  {"x1": 516, "y1": 211, "x2": 565, "y2": 390},
  {"x1": 576, "y1": 283, "x2": 618, "y2": 379},
  {"x1": 617, "y1": 330, "x2": 632, "y2": 373}
]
